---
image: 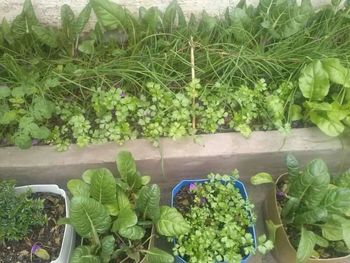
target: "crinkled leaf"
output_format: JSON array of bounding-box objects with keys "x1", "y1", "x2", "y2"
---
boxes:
[
  {"x1": 296, "y1": 227, "x2": 317, "y2": 263},
  {"x1": 78, "y1": 40, "x2": 95, "y2": 55},
  {"x1": 250, "y1": 172, "x2": 274, "y2": 185},
  {"x1": 32, "y1": 97, "x2": 55, "y2": 121},
  {"x1": 294, "y1": 207, "x2": 328, "y2": 225},
  {"x1": 67, "y1": 179, "x2": 90, "y2": 197},
  {"x1": 112, "y1": 208, "x2": 137, "y2": 232},
  {"x1": 104, "y1": 187, "x2": 130, "y2": 216},
  {"x1": 156, "y1": 206, "x2": 190, "y2": 237},
  {"x1": 70, "y1": 246, "x2": 100, "y2": 263},
  {"x1": 136, "y1": 184, "x2": 160, "y2": 221},
  {"x1": 69, "y1": 197, "x2": 111, "y2": 237},
  {"x1": 116, "y1": 151, "x2": 142, "y2": 190},
  {"x1": 90, "y1": 0, "x2": 126, "y2": 30},
  {"x1": 322, "y1": 216, "x2": 345, "y2": 241},
  {"x1": 14, "y1": 133, "x2": 32, "y2": 149},
  {"x1": 314, "y1": 234, "x2": 329, "y2": 248},
  {"x1": 342, "y1": 221, "x2": 350, "y2": 249},
  {"x1": 335, "y1": 169, "x2": 350, "y2": 188},
  {"x1": 74, "y1": 4, "x2": 92, "y2": 35},
  {"x1": 299, "y1": 60, "x2": 330, "y2": 101},
  {"x1": 322, "y1": 187, "x2": 350, "y2": 216},
  {"x1": 144, "y1": 247, "x2": 174, "y2": 263},
  {"x1": 310, "y1": 111, "x2": 344, "y2": 137},
  {"x1": 32, "y1": 25, "x2": 58, "y2": 47},
  {"x1": 119, "y1": 225, "x2": 145, "y2": 240},
  {"x1": 101, "y1": 235, "x2": 115, "y2": 263},
  {"x1": 90, "y1": 168, "x2": 116, "y2": 204},
  {"x1": 322, "y1": 58, "x2": 350, "y2": 87},
  {"x1": 286, "y1": 153, "x2": 300, "y2": 179}
]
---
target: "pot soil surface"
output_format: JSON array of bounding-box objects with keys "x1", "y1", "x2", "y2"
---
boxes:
[
  {"x1": 0, "y1": 193, "x2": 66, "y2": 263},
  {"x1": 277, "y1": 180, "x2": 348, "y2": 260}
]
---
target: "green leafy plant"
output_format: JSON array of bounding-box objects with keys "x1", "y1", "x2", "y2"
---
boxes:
[
  {"x1": 62, "y1": 151, "x2": 189, "y2": 263},
  {"x1": 251, "y1": 154, "x2": 350, "y2": 263},
  {"x1": 0, "y1": 180, "x2": 45, "y2": 241},
  {"x1": 173, "y1": 173, "x2": 273, "y2": 262}
]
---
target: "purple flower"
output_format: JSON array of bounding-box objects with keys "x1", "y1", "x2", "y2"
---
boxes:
[
  {"x1": 189, "y1": 183, "x2": 196, "y2": 191},
  {"x1": 31, "y1": 244, "x2": 41, "y2": 254},
  {"x1": 276, "y1": 191, "x2": 285, "y2": 201}
]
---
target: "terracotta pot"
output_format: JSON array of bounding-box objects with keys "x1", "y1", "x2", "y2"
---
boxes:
[{"x1": 264, "y1": 174, "x2": 350, "y2": 263}]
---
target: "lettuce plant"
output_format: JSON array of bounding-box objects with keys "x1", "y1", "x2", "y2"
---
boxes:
[
  {"x1": 62, "y1": 151, "x2": 189, "y2": 263},
  {"x1": 251, "y1": 154, "x2": 350, "y2": 263}
]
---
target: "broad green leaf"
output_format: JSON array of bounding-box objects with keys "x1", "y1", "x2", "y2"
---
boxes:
[
  {"x1": 322, "y1": 187, "x2": 350, "y2": 216},
  {"x1": 281, "y1": 196, "x2": 299, "y2": 219},
  {"x1": 104, "y1": 187, "x2": 130, "y2": 216},
  {"x1": 342, "y1": 221, "x2": 350, "y2": 249},
  {"x1": 14, "y1": 133, "x2": 32, "y2": 149},
  {"x1": 250, "y1": 172, "x2": 274, "y2": 185},
  {"x1": 32, "y1": 25, "x2": 58, "y2": 47},
  {"x1": 61, "y1": 4, "x2": 75, "y2": 38},
  {"x1": 141, "y1": 7, "x2": 162, "y2": 33},
  {"x1": 119, "y1": 225, "x2": 145, "y2": 240},
  {"x1": 310, "y1": 111, "x2": 344, "y2": 137},
  {"x1": 32, "y1": 97, "x2": 55, "y2": 121},
  {"x1": 90, "y1": 0, "x2": 126, "y2": 30},
  {"x1": 0, "y1": 86, "x2": 11, "y2": 99},
  {"x1": 141, "y1": 176, "x2": 151, "y2": 185},
  {"x1": 30, "y1": 124, "x2": 50, "y2": 140},
  {"x1": 322, "y1": 216, "x2": 345, "y2": 241},
  {"x1": 299, "y1": 60, "x2": 330, "y2": 101},
  {"x1": 112, "y1": 208, "x2": 137, "y2": 232},
  {"x1": 74, "y1": 4, "x2": 92, "y2": 35},
  {"x1": 90, "y1": 168, "x2": 116, "y2": 204},
  {"x1": 265, "y1": 220, "x2": 282, "y2": 244},
  {"x1": 314, "y1": 234, "x2": 329, "y2": 248},
  {"x1": 289, "y1": 104, "x2": 302, "y2": 121},
  {"x1": 335, "y1": 169, "x2": 350, "y2": 188},
  {"x1": 322, "y1": 58, "x2": 350, "y2": 87},
  {"x1": 294, "y1": 207, "x2": 328, "y2": 224},
  {"x1": 116, "y1": 151, "x2": 142, "y2": 190},
  {"x1": 126, "y1": 249, "x2": 140, "y2": 262},
  {"x1": 144, "y1": 247, "x2": 174, "y2": 263},
  {"x1": 78, "y1": 40, "x2": 95, "y2": 55},
  {"x1": 136, "y1": 184, "x2": 161, "y2": 221},
  {"x1": 0, "y1": 110, "x2": 17, "y2": 125},
  {"x1": 163, "y1": 0, "x2": 186, "y2": 32},
  {"x1": 70, "y1": 246, "x2": 100, "y2": 263},
  {"x1": 69, "y1": 197, "x2": 111, "y2": 237},
  {"x1": 289, "y1": 159, "x2": 330, "y2": 209},
  {"x1": 286, "y1": 153, "x2": 300, "y2": 179},
  {"x1": 101, "y1": 235, "x2": 115, "y2": 263},
  {"x1": 67, "y1": 179, "x2": 90, "y2": 197},
  {"x1": 12, "y1": 0, "x2": 38, "y2": 37},
  {"x1": 156, "y1": 206, "x2": 190, "y2": 237},
  {"x1": 296, "y1": 227, "x2": 316, "y2": 263},
  {"x1": 34, "y1": 248, "x2": 50, "y2": 260},
  {"x1": 1, "y1": 18, "x2": 14, "y2": 45},
  {"x1": 82, "y1": 169, "x2": 94, "y2": 184}
]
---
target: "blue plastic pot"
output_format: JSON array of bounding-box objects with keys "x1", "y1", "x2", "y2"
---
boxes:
[{"x1": 171, "y1": 178, "x2": 257, "y2": 263}]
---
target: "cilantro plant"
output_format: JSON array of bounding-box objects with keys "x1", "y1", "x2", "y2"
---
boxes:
[
  {"x1": 251, "y1": 154, "x2": 350, "y2": 263},
  {"x1": 0, "y1": 180, "x2": 45, "y2": 242},
  {"x1": 174, "y1": 173, "x2": 272, "y2": 262},
  {"x1": 62, "y1": 151, "x2": 189, "y2": 263}
]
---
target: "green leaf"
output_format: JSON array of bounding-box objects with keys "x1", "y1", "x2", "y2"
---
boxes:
[
  {"x1": 0, "y1": 110, "x2": 17, "y2": 125},
  {"x1": 61, "y1": 4, "x2": 75, "y2": 38},
  {"x1": 250, "y1": 172, "x2": 274, "y2": 185},
  {"x1": 90, "y1": 0, "x2": 127, "y2": 30},
  {"x1": 314, "y1": 234, "x2": 329, "y2": 248},
  {"x1": 119, "y1": 225, "x2": 145, "y2": 240},
  {"x1": 14, "y1": 133, "x2": 32, "y2": 149},
  {"x1": 69, "y1": 197, "x2": 111, "y2": 238},
  {"x1": 116, "y1": 151, "x2": 142, "y2": 190},
  {"x1": 342, "y1": 221, "x2": 350, "y2": 249},
  {"x1": 286, "y1": 153, "x2": 300, "y2": 179},
  {"x1": 32, "y1": 25, "x2": 58, "y2": 47},
  {"x1": 32, "y1": 97, "x2": 55, "y2": 121},
  {"x1": 289, "y1": 159, "x2": 330, "y2": 209},
  {"x1": 299, "y1": 60, "x2": 330, "y2": 101},
  {"x1": 90, "y1": 168, "x2": 116, "y2": 204},
  {"x1": 322, "y1": 58, "x2": 350, "y2": 88},
  {"x1": 12, "y1": 0, "x2": 38, "y2": 37},
  {"x1": 335, "y1": 170, "x2": 350, "y2": 188},
  {"x1": 296, "y1": 227, "x2": 317, "y2": 263},
  {"x1": 112, "y1": 208, "x2": 137, "y2": 232},
  {"x1": 74, "y1": 4, "x2": 92, "y2": 35},
  {"x1": 156, "y1": 206, "x2": 190, "y2": 237},
  {"x1": 82, "y1": 169, "x2": 94, "y2": 184},
  {"x1": 70, "y1": 246, "x2": 100, "y2": 263},
  {"x1": 67, "y1": 179, "x2": 90, "y2": 197},
  {"x1": 101, "y1": 235, "x2": 115, "y2": 263},
  {"x1": 322, "y1": 215, "x2": 345, "y2": 241},
  {"x1": 289, "y1": 104, "x2": 302, "y2": 121},
  {"x1": 136, "y1": 184, "x2": 161, "y2": 221},
  {"x1": 310, "y1": 111, "x2": 344, "y2": 137},
  {"x1": 1, "y1": 18, "x2": 14, "y2": 45},
  {"x1": 0, "y1": 86, "x2": 11, "y2": 99},
  {"x1": 104, "y1": 187, "x2": 130, "y2": 216},
  {"x1": 322, "y1": 187, "x2": 350, "y2": 216},
  {"x1": 265, "y1": 220, "x2": 282, "y2": 244},
  {"x1": 141, "y1": 176, "x2": 151, "y2": 185},
  {"x1": 294, "y1": 207, "x2": 328, "y2": 224},
  {"x1": 78, "y1": 40, "x2": 95, "y2": 55},
  {"x1": 163, "y1": 0, "x2": 186, "y2": 32},
  {"x1": 29, "y1": 124, "x2": 50, "y2": 140},
  {"x1": 144, "y1": 247, "x2": 174, "y2": 263}
]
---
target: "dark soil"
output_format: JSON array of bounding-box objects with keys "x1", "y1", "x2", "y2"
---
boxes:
[
  {"x1": 174, "y1": 185, "x2": 195, "y2": 215},
  {"x1": 276, "y1": 181, "x2": 348, "y2": 259},
  {"x1": 0, "y1": 193, "x2": 66, "y2": 263}
]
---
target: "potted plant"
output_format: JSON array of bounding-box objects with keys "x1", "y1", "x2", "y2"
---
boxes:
[
  {"x1": 61, "y1": 151, "x2": 190, "y2": 263},
  {"x1": 0, "y1": 180, "x2": 75, "y2": 262},
  {"x1": 171, "y1": 173, "x2": 272, "y2": 263},
  {"x1": 251, "y1": 154, "x2": 350, "y2": 263}
]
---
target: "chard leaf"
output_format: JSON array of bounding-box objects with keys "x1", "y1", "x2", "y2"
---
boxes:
[
  {"x1": 101, "y1": 235, "x2": 115, "y2": 263},
  {"x1": 112, "y1": 208, "x2": 137, "y2": 232},
  {"x1": 286, "y1": 153, "x2": 300, "y2": 179},
  {"x1": 78, "y1": 40, "x2": 95, "y2": 54},
  {"x1": 144, "y1": 247, "x2": 174, "y2": 263},
  {"x1": 116, "y1": 151, "x2": 142, "y2": 191},
  {"x1": 294, "y1": 208, "x2": 327, "y2": 225},
  {"x1": 67, "y1": 179, "x2": 90, "y2": 197},
  {"x1": 163, "y1": 0, "x2": 186, "y2": 32},
  {"x1": 104, "y1": 187, "x2": 130, "y2": 216},
  {"x1": 250, "y1": 172, "x2": 274, "y2": 185},
  {"x1": 61, "y1": 4, "x2": 75, "y2": 38},
  {"x1": 322, "y1": 58, "x2": 350, "y2": 88},
  {"x1": 322, "y1": 215, "x2": 345, "y2": 241},
  {"x1": 156, "y1": 206, "x2": 190, "y2": 237},
  {"x1": 310, "y1": 111, "x2": 344, "y2": 137},
  {"x1": 90, "y1": 0, "x2": 126, "y2": 31},
  {"x1": 136, "y1": 184, "x2": 160, "y2": 221},
  {"x1": 89, "y1": 168, "x2": 116, "y2": 204},
  {"x1": 119, "y1": 225, "x2": 145, "y2": 240},
  {"x1": 69, "y1": 197, "x2": 111, "y2": 238},
  {"x1": 296, "y1": 227, "x2": 316, "y2": 263},
  {"x1": 74, "y1": 4, "x2": 92, "y2": 35},
  {"x1": 335, "y1": 169, "x2": 350, "y2": 188},
  {"x1": 299, "y1": 60, "x2": 330, "y2": 101},
  {"x1": 322, "y1": 187, "x2": 350, "y2": 216},
  {"x1": 32, "y1": 25, "x2": 58, "y2": 47},
  {"x1": 70, "y1": 246, "x2": 100, "y2": 263}
]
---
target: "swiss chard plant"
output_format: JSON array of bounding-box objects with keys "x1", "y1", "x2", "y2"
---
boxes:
[
  {"x1": 61, "y1": 151, "x2": 189, "y2": 263},
  {"x1": 251, "y1": 154, "x2": 350, "y2": 263}
]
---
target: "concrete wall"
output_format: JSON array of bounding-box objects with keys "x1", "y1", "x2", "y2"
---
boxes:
[{"x1": 0, "y1": 0, "x2": 334, "y2": 28}]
